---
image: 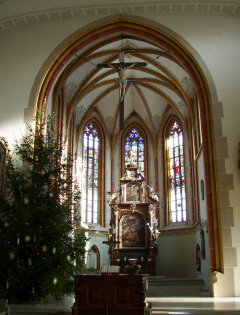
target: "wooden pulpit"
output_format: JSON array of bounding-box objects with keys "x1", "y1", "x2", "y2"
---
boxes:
[{"x1": 72, "y1": 274, "x2": 147, "y2": 315}]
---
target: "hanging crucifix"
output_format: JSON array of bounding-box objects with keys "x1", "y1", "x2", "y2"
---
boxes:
[{"x1": 97, "y1": 50, "x2": 147, "y2": 130}]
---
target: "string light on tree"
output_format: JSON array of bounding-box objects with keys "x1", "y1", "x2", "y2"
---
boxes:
[
  {"x1": 24, "y1": 236, "x2": 31, "y2": 242},
  {"x1": 23, "y1": 197, "x2": 29, "y2": 205}
]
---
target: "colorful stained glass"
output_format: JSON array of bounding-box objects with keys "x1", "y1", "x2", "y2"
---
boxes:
[
  {"x1": 82, "y1": 123, "x2": 99, "y2": 223},
  {"x1": 167, "y1": 120, "x2": 186, "y2": 223},
  {"x1": 124, "y1": 128, "x2": 145, "y2": 176}
]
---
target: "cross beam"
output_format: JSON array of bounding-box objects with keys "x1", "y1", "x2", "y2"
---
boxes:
[{"x1": 96, "y1": 62, "x2": 147, "y2": 69}]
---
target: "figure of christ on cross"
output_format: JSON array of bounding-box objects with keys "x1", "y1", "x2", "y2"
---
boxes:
[
  {"x1": 107, "y1": 62, "x2": 136, "y2": 102},
  {"x1": 97, "y1": 57, "x2": 147, "y2": 130}
]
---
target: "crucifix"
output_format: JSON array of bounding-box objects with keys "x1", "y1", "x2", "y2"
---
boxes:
[
  {"x1": 97, "y1": 51, "x2": 147, "y2": 130},
  {"x1": 102, "y1": 226, "x2": 120, "y2": 259}
]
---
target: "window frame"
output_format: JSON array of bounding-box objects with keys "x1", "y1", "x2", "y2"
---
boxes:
[
  {"x1": 164, "y1": 118, "x2": 188, "y2": 226},
  {"x1": 122, "y1": 124, "x2": 147, "y2": 180},
  {"x1": 81, "y1": 121, "x2": 105, "y2": 226}
]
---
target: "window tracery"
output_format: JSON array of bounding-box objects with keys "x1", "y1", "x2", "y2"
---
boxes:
[
  {"x1": 166, "y1": 120, "x2": 186, "y2": 223},
  {"x1": 124, "y1": 128, "x2": 145, "y2": 177},
  {"x1": 82, "y1": 123, "x2": 99, "y2": 224}
]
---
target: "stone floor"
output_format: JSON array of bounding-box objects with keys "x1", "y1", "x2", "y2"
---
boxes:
[
  {"x1": 7, "y1": 278, "x2": 240, "y2": 315},
  {"x1": 8, "y1": 296, "x2": 240, "y2": 314}
]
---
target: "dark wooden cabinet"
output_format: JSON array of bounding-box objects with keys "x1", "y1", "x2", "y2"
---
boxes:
[{"x1": 72, "y1": 274, "x2": 147, "y2": 315}]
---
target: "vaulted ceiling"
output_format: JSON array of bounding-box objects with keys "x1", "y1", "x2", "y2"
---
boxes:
[
  {"x1": 2, "y1": 0, "x2": 235, "y2": 136},
  {"x1": 65, "y1": 36, "x2": 192, "y2": 136}
]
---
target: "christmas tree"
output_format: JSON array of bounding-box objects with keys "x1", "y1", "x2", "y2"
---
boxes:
[{"x1": 0, "y1": 112, "x2": 88, "y2": 303}]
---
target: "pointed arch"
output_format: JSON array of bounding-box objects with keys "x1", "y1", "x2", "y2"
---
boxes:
[
  {"x1": 121, "y1": 123, "x2": 148, "y2": 180},
  {"x1": 30, "y1": 15, "x2": 227, "y2": 273},
  {"x1": 81, "y1": 119, "x2": 106, "y2": 226},
  {"x1": 88, "y1": 244, "x2": 100, "y2": 271},
  {"x1": 165, "y1": 118, "x2": 187, "y2": 224}
]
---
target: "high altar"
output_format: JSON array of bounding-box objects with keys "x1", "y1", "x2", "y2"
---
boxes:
[{"x1": 106, "y1": 166, "x2": 160, "y2": 275}]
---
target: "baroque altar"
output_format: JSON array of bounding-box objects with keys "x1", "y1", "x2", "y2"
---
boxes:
[{"x1": 106, "y1": 166, "x2": 160, "y2": 275}]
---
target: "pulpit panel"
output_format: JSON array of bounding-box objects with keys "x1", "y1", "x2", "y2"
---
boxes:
[{"x1": 72, "y1": 275, "x2": 147, "y2": 315}]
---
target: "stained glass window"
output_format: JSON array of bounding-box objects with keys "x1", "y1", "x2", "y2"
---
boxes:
[
  {"x1": 82, "y1": 123, "x2": 99, "y2": 223},
  {"x1": 124, "y1": 128, "x2": 144, "y2": 176},
  {"x1": 167, "y1": 120, "x2": 186, "y2": 223}
]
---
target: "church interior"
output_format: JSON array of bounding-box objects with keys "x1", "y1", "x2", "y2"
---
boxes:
[{"x1": 1, "y1": 0, "x2": 240, "y2": 314}]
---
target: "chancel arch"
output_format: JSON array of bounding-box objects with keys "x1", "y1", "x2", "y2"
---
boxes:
[{"x1": 28, "y1": 14, "x2": 234, "y2": 294}]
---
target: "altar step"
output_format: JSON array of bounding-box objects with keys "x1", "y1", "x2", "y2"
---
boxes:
[{"x1": 147, "y1": 276, "x2": 207, "y2": 297}]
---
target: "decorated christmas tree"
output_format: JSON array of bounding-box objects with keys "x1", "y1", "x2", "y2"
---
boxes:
[{"x1": 0, "y1": 112, "x2": 88, "y2": 303}]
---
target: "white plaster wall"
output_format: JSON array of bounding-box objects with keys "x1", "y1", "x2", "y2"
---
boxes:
[
  {"x1": 0, "y1": 17, "x2": 97, "y2": 150},
  {"x1": 86, "y1": 232, "x2": 109, "y2": 271},
  {"x1": 105, "y1": 138, "x2": 112, "y2": 227},
  {"x1": 197, "y1": 152, "x2": 207, "y2": 221},
  {"x1": 196, "y1": 152, "x2": 210, "y2": 292},
  {"x1": 1, "y1": 11, "x2": 240, "y2": 293},
  {"x1": 148, "y1": 140, "x2": 155, "y2": 187},
  {"x1": 157, "y1": 233, "x2": 196, "y2": 278},
  {"x1": 195, "y1": 227, "x2": 211, "y2": 292}
]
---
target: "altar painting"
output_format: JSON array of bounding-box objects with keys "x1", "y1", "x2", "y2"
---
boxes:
[
  {"x1": 121, "y1": 213, "x2": 146, "y2": 247},
  {"x1": 122, "y1": 182, "x2": 141, "y2": 203}
]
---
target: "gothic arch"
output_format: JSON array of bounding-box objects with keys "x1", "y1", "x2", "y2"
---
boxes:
[
  {"x1": 28, "y1": 14, "x2": 230, "y2": 273},
  {"x1": 121, "y1": 122, "x2": 149, "y2": 180},
  {"x1": 88, "y1": 244, "x2": 100, "y2": 271},
  {"x1": 79, "y1": 119, "x2": 106, "y2": 226}
]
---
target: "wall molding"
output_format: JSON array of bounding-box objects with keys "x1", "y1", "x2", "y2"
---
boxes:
[{"x1": 1, "y1": 1, "x2": 240, "y2": 31}]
